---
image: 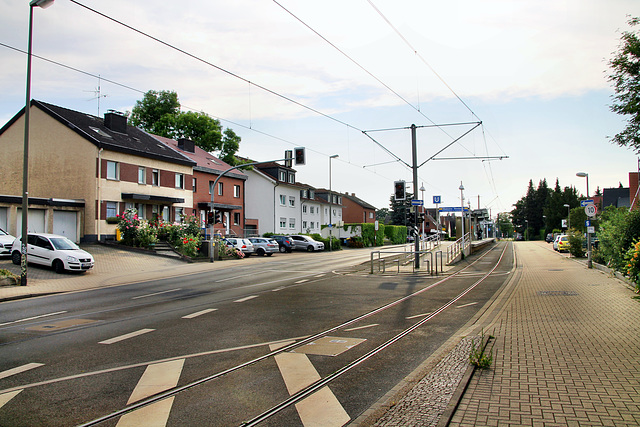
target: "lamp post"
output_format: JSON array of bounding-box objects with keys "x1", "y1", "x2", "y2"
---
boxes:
[
  {"x1": 419, "y1": 183, "x2": 425, "y2": 239},
  {"x1": 21, "y1": 0, "x2": 54, "y2": 286},
  {"x1": 459, "y1": 182, "x2": 465, "y2": 244},
  {"x1": 563, "y1": 204, "x2": 570, "y2": 231},
  {"x1": 328, "y1": 154, "x2": 338, "y2": 252},
  {"x1": 577, "y1": 172, "x2": 592, "y2": 268},
  {"x1": 525, "y1": 219, "x2": 529, "y2": 241}
]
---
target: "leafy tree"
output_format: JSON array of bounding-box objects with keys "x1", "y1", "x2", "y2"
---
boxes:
[
  {"x1": 388, "y1": 192, "x2": 414, "y2": 226},
  {"x1": 497, "y1": 212, "x2": 514, "y2": 238},
  {"x1": 608, "y1": 17, "x2": 640, "y2": 152},
  {"x1": 376, "y1": 208, "x2": 390, "y2": 224},
  {"x1": 129, "y1": 90, "x2": 241, "y2": 165}
]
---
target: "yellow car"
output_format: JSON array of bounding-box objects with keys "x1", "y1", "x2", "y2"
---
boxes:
[{"x1": 557, "y1": 235, "x2": 570, "y2": 252}]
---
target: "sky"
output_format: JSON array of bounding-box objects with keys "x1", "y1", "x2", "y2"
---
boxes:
[{"x1": 1, "y1": 0, "x2": 638, "y2": 216}]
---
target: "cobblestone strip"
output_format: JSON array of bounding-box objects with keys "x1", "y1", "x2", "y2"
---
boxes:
[{"x1": 374, "y1": 336, "x2": 478, "y2": 427}]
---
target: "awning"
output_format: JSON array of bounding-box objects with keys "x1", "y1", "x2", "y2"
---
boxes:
[
  {"x1": 197, "y1": 202, "x2": 242, "y2": 210},
  {"x1": 121, "y1": 193, "x2": 184, "y2": 204}
]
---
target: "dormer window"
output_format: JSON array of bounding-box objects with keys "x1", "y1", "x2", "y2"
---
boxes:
[
  {"x1": 288, "y1": 173, "x2": 295, "y2": 184},
  {"x1": 279, "y1": 170, "x2": 287, "y2": 181}
]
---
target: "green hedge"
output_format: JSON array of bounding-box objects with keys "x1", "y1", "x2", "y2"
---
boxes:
[{"x1": 384, "y1": 225, "x2": 407, "y2": 244}]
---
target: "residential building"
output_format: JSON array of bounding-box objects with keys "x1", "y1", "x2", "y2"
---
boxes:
[
  {"x1": 0, "y1": 100, "x2": 195, "y2": 242},
  {"x1": 156, "y1": 136, "x2": 247, "y2": 237},
  {"x1": 602, "y1": 186, "x2": 630, "y2": 209},
  {"x1": 339, "y1": 192, "x2": 377, "y2": 224}
]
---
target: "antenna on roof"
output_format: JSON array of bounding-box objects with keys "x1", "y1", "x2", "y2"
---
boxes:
[{"x1": 84, "y1": 75, "x2": 109, "y2": 116}]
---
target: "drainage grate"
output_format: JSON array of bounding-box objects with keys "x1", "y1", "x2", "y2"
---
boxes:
[
  {"x1": 537, "y1": 291, "x2": 578, "y2": 296},
  {"x1": 548, "y1": 269, "x2": 564, "y2": 271}
]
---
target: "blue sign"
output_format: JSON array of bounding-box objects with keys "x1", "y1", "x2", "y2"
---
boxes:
[
  {"x1": 580, "y1": 199, "x2": 594, "y2": 207},
  {"x1": 439, "y1": 206, "x2": 470, "y2": 212},
  {"x1": 411, "y1": 199, "x2": 423, "y2": 206},
  {"x1": 585, "y1": 220, "x2": 591, "y2": 227},
  {"x1": 433, "y1": 195, "x2": 441, "y2": 204}
]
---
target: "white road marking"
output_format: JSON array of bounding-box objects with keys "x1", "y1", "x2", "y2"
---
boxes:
[
  {"x1": 182, "y1": 308, "x2": 217, "y2": 319},
  {"x1": 99, "y1": 329, "x2": 155, "y2": 345},
  {"x1": 295, "y1": 279, "x2": 309, "y2": 284},
  {"x1": 406, "y1": 312, "x2": 432, "y2": 320},
  {"x1": 273, "y1": 350, "x2": 350, "y2": 426},
  {"x1": 456, "y1": 302, "x2": 478, "y2": 309},
  {"x1": 0, "y1": 311, "x2": 67, "y2": 327},
  {"x1": 314, "y1": 274, "x2": 325, "y2": 278},
  {"x1": 0, "y1": 390, "x2": 22, "y2": 409},
  {"x1": 116, "y1": 397, "x2": 175, "y2": 427},
  {"x1": 132, "y1": 289, "x2": 181, "y2": 300},
  {"x1": 272, "y1": 287, "x2": 286, "y2": 292},
  {"x1": 344, "y1": 324, "x2": 379, "y2": 332},
  {"x1": 126, "y1": 359, "x2": 184, "y2": 404},
  {"x1": 234, "y1": 295, "x2": 258, "y2": 303},
  {"x1": 0, "y1": 363, "x2": 44, "y2": 381}
]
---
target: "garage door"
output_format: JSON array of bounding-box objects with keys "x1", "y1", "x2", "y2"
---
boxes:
[
  {"x1": 16, "y1": 209, "x2": 46, "y2": 234},
  {"x1": 0, "y1": 208, "x2": 7, "y2": 231},
  {"x1": 53, "y1": 210, "x2": 78, "y2": 242}
]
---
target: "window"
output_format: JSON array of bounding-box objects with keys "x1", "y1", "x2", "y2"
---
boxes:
[
  {"x1": 106, "y1": 161, "x2": 119, "y2": 180},
  {"x1": 280, "y1": 217, "x2": 287, "y2": 228},
  {"x1": 234, "y1": 185, "x2": 240, "y2": 198},
  {"x1": 309, "y1": 190, "x2": 315, "y2": 199},
  {"x1": 279, "y1": 195, "x2": 286, "y2": 206},
  {"x1": 138, "y1": 167, "x2": 146, "y2": 184},
  {"x1": 288, "y1": 173, "x2": 295, "y2": 184},
  {"x1": 302, "y1": 189, "x2": 308, "y2": 198},
  {"x1": 310, "y1": 222, "x2": 315, "y2": 229},
  {"x1": 279, "y1": 171, "x2": 287, "y2": 181},
  {"x1": 175, "y1": 207, "x2": 184, "y2": 221},
  {"x1": 302, "y1": 205, "x2": 307, "y2": 214},
  {"x1": 234, "y1": 212, "x2": 240, "y2": 225},
  {"x1": 218, "y1": 182, "x2": 223, "y2": 196},
  {"x1": 209, "y1": 181, "x2": 214, "y2": 194},
  {"x1": 136, "y1": 203, "x2": 146, "y2": 219},
  {"x1": 192, "y1": 177, "x2": 197, "y2": 192},
  {"x1": 369, "y1": 212, "x2": 374, "y2": 219},
  {"x1": 302, "y1": 220, "x2": 307, "y2": 229},
  {"x1": 289, "y1": 197, "x2": 295, "y2": 207},
  {"x1": 175, "y1": 173, "x2": 185, "y2": 189},
  {"x1": 310, "y1": 206, "x2": 315, "y2": 214},
  {"x1": 152, "y1": 169, "x2": 159, "y2": 186},
  {"x1": 106, "y1": 202, "x2": 117, "y2": 218},
  {"x1": 289, "y1": 218, "x2": 295, "y2": 229}
]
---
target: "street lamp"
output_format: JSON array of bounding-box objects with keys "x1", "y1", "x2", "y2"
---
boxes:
[
  {"x1": 328, "y1": 154, "x2": 338, "y2": 251},
  {"x1": 21, "y1": 0, "x2": 54, "y2": 286},
  {"x1": 563, "y1": 204, "x2": 570, "y2": 230},
  {"x1": 459, "y1": 182, "x2": 465, "y2": 244},
  {"x1": 576, "y1": 172, "x2": 592, "y2": 268},
  {"x1": 419, "y1": 183, "x2": 425, "y2": 239},
  {"x1": 525, "y1": 219, "x2": 529, "y2": 241}
]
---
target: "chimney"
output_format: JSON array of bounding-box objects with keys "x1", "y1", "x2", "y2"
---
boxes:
[
  {"x1": 352, "y1": 193, "x2": 356, "y2": 197},
  {"x1": 104, "y1": 110, "x2": 127, "y2": 133},
  {"x1": 178, "y1": 138, "x2": 195, "y2": 153}
]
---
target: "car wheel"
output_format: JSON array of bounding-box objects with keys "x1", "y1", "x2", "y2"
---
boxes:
[
  {"x1": 279, "y1": 246, "x2": 286, "y2": 253},
  {"x1": 257, "y1": 249, "x2": 265, "y2": 256},
  {"x1": 267, "y1": 253, "x2": 273, "y2": 257},
  {"x1": 287, "y1": 248, "x2": 293, "y2": 253},
  {"x1": 307, "y1": 245, "x2": 314, "y2": 252},
  {"x1": 53, "y1": 259, "x2": 65, "y2": 274},
  {"x1": 11, "y1": 251, "x2": 21, "y2": 265}
]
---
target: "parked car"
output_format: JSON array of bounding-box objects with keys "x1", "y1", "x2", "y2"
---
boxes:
[
  {"x1": 515, "y1": 233, "x2": 524, "y2": 241},
  {"x1": 0, "y1": 227, "x2": 16, "y2": 256},
  {"x1": 271, "y1": 235, "x2": 294, "y2": 253},
  {"x1": 553, "y1": 235, "x2": 563, "y2": 251},
  {"x1": 11, "y1": 233, "x2": 94, "y2": 273},
  {"x1": 248, "y1": 238, "x2": 278, "y2": 256},
  {"x1": 557, "y1": 235, "x2": 570, "y2": 252},
  {"x1": 289, "y1": 235, "x2": 325, "y2": 252},
  {"x1": 545, "y1": 233, "x2": 554, "y2": 243},
  {"x1": 223, "y1": 238, "x2": 254, "y2": 256}
]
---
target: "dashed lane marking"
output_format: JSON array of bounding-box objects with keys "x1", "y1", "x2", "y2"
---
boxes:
[
  {"x1": 456, "y1": 302, "x2": 478, "y2": 309},
  {"x1": 234, "y1": 295, "x2": 258, "y2": 303},
  {"x1": 0, "y1": 363, "x2": 44, "y2": 381},
  {"x1": 99, "y1": 329, "x2": 155, "y2": 345},
  {"x1": 132, "y1": 289, "x2": 182, "y2": 300},
  {"x1": 0, "y1": 311, "x2": 67, "y2": 327},
  {"x1": 406, "y1": 312, "x2": 432, "y2": 320},
  {"x1": 344, "y1": 324, "x2": 379, "y2": 332},
  {"x1": 295, "y1": 279, "x2": 309, "y2": 284},
  {"x1": 182, "y1": 308, "x2": 217, "y2": 319}
]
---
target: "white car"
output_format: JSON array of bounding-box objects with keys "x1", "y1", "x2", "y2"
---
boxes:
[
  {"x1": 289, "y1": 235, "x2": 325, "y2": 252},
  {"x1": 223, "y1": 238, "x2": 255, "y2": 256},
  {"x1": 0, "y1": 227, "x2": 16, "y2": 256},
  {"x1": 11, "y1": 233, "x2": 94, "y2": 273},
  {"x1": 553, "y1": 235, "x2": 564, "y2": 251}
]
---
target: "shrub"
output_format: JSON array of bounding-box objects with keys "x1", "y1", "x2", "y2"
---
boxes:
[
  {"x1": 116, "y1": 208, "x2": 140, "y2": 246},
  {"x1": 624, "y1": 239, "x2": 640, "y2": 292},
  {"x1": 136, "y1": 222, "x2": 158, "y2": 249},
  {"x1": 568, "y1": 230, "x2": 585, "y2": 258},
  {"x1": 178, "y1": 234, "x2": 201, "y2": 258}
]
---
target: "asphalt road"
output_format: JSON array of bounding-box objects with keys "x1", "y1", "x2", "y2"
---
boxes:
[{"x1": 0, "y1": 241, "x2": 513, "y2": 426}]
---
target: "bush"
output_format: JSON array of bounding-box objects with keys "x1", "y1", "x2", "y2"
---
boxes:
[
  {"x1": 136, "y1": 222, "x2": 158, "y2": 249},
  {"x1": 624, "y1": 239, "x2": 640, "y2": 292},
  {"x1": 347, "y1": 236, "x2": 364, "y2": 248},
  {"x1": 116, "y1": 209, "x2": 140, "y2": 246},
  {"x1": 568, "y1": 230, "x2": 585, "y2": 258},
  {"x1": 178, "y1": 234, "x2": 201, "y2": 258}
]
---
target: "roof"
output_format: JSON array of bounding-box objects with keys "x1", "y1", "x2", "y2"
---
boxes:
[
  {"x1": 341, "y1": 192, "x2": 377, "y2": 210},
  {"x1": 154, "y1": 135, "x2": 247, "y2": 180},
  {"x1": 0, "y1": 100, "x2": 196, "y2": 167}
]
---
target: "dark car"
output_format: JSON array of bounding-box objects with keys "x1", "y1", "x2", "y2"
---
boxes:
[
  {"x1": 271, "y1": 235, "x2": 294, "y2": 253},
  {"x1": 545, "y1": 233, "x2": 554, "y2": 243}
]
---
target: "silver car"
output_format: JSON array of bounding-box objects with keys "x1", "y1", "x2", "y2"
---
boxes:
[
  {"x1": 248, "y1": 238, "x2": 279, "y2": 256},
  {"x1": 289, "y1": 235, "x2": 325, "y2": 252}
]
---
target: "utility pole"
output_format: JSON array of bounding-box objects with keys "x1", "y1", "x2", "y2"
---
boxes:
[{"x1": 411, "y1": 124, "x2": 420, "y2": 269}]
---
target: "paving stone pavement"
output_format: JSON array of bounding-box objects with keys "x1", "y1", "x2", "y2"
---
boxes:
[{"x1": 449, "y1": 241, "x2": 640, "y2": 426}]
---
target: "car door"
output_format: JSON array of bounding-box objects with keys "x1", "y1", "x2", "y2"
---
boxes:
[
  {"x1": 29, "y1": 235, "x2": 54, "y2": 266},
  {"x1": 290, "y1": 236, "x2": 303, "y2": 250}
]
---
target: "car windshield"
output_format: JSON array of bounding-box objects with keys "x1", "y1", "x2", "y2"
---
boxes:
[
  {"x1": 0, "y1": 228, "x2": 7, "y2": 236},
  {"x1": 50, "y1": 237, "x2": 79, "y2": 250}
]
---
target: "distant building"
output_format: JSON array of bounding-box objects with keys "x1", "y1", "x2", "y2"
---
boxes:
[{"x1": 602, "y1": 186, "x2": 630, "y2": 209}]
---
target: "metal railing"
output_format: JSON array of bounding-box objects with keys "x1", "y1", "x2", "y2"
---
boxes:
[
  {"x1": 370, "y1": 249, "x2": 438, "y2": 275},
  {"x1": 446, "y1": 233, "x2": 470, "y2": 264}
]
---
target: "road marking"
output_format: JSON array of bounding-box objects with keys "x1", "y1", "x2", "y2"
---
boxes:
[
  {"x1": 0, "y1": 311, "x2": 67, "y2": 327},
  {"x1": 132, "y1": 288, "x2": 182, "y2": 300},
  {"x1": 295, "y1": 279, "x2": 309, "y2": 284},
  {"x1": 272, "y1": 286, "x2": 286, "y2": 292},
  {"x1": 0, "y1": 390, "x2": 22, "y2": 409},
  {"x1": 27, "y1": 318, "x2": 97, "y2": 332},
  {"x1": 99, "y1": 329, "x2": 155, "y2": 345},
  {"x1": 456, "y1": 302, "x2": 478, "y2": 309},
  {"x1": 314, "y1": 274, "x2": 325, "y2": 278},
  {"x1": 273, "y1": 350, "x2": 350, "y2": 427},
  {"x1": 406, "y1": 312, "x2": 432, "y2": 320},
  {"x1": 182, "y1": 308, "x2": 217, "y2": 319},
  {"x1": 344, "y1": 324, "x2": 379, "y2": 331},
  {"x1": 0, "y1": 363, "x2": 44, "y2": 381},
  {"x1": 126, "y1": 359, "x2": 184, "y2": 404},
  {"x1": 116, "y1": 397, "x2": 175, "y2": 427},
  {"x1": 234, "y1": 295, "x2": 258, "y2": 303}
]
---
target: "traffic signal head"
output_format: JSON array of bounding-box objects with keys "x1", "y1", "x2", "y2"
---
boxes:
[
  {"x1": 394, "y1": 181, "x2": 406, "y2": 201},
  {"x1": 215, "y1": 211, "x2": 223, "y2": 224},
  {"x1": 207, "y1": 212, "x2": 214, "y2": 225},
  {"x1": 294, "y1": 147, "x2": 305, "y2": 165}
]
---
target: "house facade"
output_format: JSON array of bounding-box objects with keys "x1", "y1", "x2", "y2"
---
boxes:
[
  {"x1": 0, "y1": 100, "x2": 195, "y2": 242},
  {"x1": 339, "y1": 192, "x2": 377, "y2": 224}
]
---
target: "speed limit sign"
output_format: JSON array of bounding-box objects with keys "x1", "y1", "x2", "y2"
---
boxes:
[{"x1": 585, "y1": 204, "x2": 597, "y2": 217}]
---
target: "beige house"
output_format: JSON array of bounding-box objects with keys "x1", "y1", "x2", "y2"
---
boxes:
[{"x1": 0, "y1": 100, "x2": 196, "y2": 242}]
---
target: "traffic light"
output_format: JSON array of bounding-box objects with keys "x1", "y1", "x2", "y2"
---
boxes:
[
  {"x1": 284, "y1": 150, "x2": 293, "y2": 168},
  {"x1": 294, "y1": 147, "x2": 305, "y2": 165},
  {"x1": 215, "y1": 211, "x2": 223, "y2": 224},
  {"x1": 394, "y1": 181, "x2": 406, "y2": 201},
  {"x1": 207, "y1": 212, "x2": 214, "y2": 225}
]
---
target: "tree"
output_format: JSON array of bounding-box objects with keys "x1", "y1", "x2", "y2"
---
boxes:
[
  {"x1": 388, "y1": 192, "x2": 414, "y2": 226},
  {"x1": 376, "y1": 208, "x2": 390, "y2": 224},
  {"x1": 608, "y1": 17, "x2": 640, "y2": 152},
  {"x1": 129, "y1": 90, "x2": 241, "y2": 165},
  {"x1": 497, "y1": 212, "x2": 514, "y2": 238}
]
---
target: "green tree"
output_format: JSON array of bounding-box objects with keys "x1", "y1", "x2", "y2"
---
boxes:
[
  {"x1": 608, "y1": 17, "x2": 640, "y2": 152},
  {"x1": 388, "y1": 192, "x2": 414, "y2": 226},
  {"x1": 129, "y1": 90, "x2": 180, "y2": 136},
  {"x1": 497, "y1": 212, "x2": 514, "y2": 238}
]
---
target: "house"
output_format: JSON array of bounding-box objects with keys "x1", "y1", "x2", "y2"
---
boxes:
[
  {"x1": 155, "y1": 136, "x2": 247, "y2": 237},
  {"x1": 339, "y1": 192, "x2": 377, "y2": 224},
  {"x1": 313, "y1": 189, "x2": 345, "y2": 227},
  {"x1": 602, "y1": 186, "x2": 630, "y2": 209},
  {"x1": 0, "y1": 100, "x2": 196, "y2": 242}
]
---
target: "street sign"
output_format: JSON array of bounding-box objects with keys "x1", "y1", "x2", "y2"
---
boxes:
[
  {"x1": 587, "y1": 226, "x2": 595, "y2": 234},
  {"x1": 411, "y1": 199, "x2": 423, "y2": 206},
  {"x1": 439, "y1": 206, "x2": 470, "y2": 212},
  {"x1": 433, "y1": 195, "x2": 441, "y2": 204},
  {"x1": 585, "y1": 220, "x2": 591, "y2": 227},
  {"x1": 580, "y1": 199, "x2": 594, "y2": 207},
  {"x1": 585, "y1": 204, "x2": 597, "y2": 217},
  {"x1": 375, "y1": 220, "x2": 379, "y2": 231}
]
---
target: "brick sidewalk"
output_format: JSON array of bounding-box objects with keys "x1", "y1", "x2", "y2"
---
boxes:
[{"x1": 450, "y1": 241, "x2": 640, "y2": 426}]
